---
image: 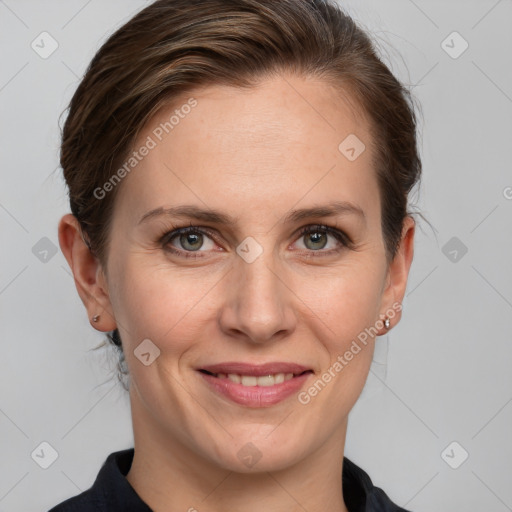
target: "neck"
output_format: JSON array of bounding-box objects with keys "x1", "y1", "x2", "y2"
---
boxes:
[{"x1": 126, "y1": 390, "x2": 350, "y2": 512}]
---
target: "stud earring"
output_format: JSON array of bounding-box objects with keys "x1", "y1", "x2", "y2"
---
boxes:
[
  {"x1": 384, "y1": 317, "x2": 390, "y2": 329},
  {"x1": 92, "y1": 314, "x2": 100, "y2": 323}
]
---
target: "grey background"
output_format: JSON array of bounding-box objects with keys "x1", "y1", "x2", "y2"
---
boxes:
[{"x1": 1, "y1": 0, "x2": 511, "y2": 510}]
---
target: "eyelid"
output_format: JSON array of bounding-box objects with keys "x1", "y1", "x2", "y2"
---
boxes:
[
  {"x1": 293, "y1": 224, "x2": 353, "y2": 253},
  {"x1": 159, "y1": 222, "x2": 353, "y2": 256},
  {"x1": 296, "y1": 224, "x2": 352, "y2": 243},
  {"x1": 159, "y1": 224, "x2": 220, "y2": 247}
]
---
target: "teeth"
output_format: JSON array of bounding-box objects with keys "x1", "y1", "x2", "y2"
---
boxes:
[
  {"x1": 218, "y1": 372, "x2": 296, "y2": 386},
  {"x1": 241, "y1": 375, "x2": 258, "y2": 386}
]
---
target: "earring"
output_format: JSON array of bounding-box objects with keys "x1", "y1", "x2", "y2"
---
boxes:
[
  {"x1": 384, "y1": 317, "x2": 390, "y2": 329},
  {"x1": 92, "y1": 314, "x2": 100, "y2": 323}
]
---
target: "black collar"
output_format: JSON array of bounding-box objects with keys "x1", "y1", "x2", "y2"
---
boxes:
[{"x1": 49, "y1": 448, "x2": 411, "y2": 512}]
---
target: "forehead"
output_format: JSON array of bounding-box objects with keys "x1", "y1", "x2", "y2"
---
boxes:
[
  {"x1": 116, "y1": 74, "x2": 379, "y2": 227},
  {"x1": 156, "y1": 74, "x2": 368, "y2": 159}
]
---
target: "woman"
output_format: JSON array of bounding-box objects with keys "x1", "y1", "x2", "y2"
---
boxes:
[{"x1": 51, "y1": 0, "x2": 420, "y2": 510}]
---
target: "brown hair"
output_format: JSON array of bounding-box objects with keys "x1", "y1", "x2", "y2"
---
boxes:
[{"x1": 60, "y1": 0, "x2": 422, "y2": 384}]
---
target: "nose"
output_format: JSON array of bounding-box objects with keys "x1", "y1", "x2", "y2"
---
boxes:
[{"x1": 218, "y1": 250, "x2": 297, "y2": 344}]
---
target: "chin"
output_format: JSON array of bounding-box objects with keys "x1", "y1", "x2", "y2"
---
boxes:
[{"x1": 201, "y1": 427, "x2": 311, "y2": 474}]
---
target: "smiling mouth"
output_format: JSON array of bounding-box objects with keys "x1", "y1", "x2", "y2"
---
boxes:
[
  {"x1": 197, "y1": 364, "x2": 314, "y2": 407},
  {"x1": 199, "y1": 369, "x2": 313, "y2": 387}
]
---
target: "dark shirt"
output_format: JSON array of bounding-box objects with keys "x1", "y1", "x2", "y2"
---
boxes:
[{"x1": 49, "y1": 448, "x2": 411, "y2": 512}]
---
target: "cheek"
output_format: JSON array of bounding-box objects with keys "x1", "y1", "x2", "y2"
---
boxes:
[
  {"x1": 108, "y1": 254, "x2": 222, "y2": 353},
  {"x1": 293, "y1": 260, "x2": 384, "y2": 402},
  {"x1": 289, "y1": 262, "x2": 384, "y2": 437},
  {"x1": 293, "y1": 259, "x2": 384, "y2": 347}
]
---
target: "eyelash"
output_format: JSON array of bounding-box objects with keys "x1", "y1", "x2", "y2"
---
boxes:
[{"x1": 159, "y1": 223, "x2": 353, "y2": 259}]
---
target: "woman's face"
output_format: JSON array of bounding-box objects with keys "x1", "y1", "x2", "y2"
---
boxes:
[{"x1": 100, "y1": 73, "x2": 414, "y2": 471}]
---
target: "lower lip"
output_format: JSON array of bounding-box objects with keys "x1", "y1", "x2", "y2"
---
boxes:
[{"x1": 198, "y1": 371, "x2": 312, "y2": 407}]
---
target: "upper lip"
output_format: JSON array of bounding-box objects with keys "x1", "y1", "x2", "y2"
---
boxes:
[{"x1": 198, "y1": 362, "x2": 312, "y2": 376}]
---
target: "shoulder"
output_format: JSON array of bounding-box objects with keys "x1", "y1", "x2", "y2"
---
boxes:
[
  {"x1": 48, "y1": 490, "x2": 102, "y2": 512},
  {"x1": 343, "y1": 456, "x2": 412, "y2": 512},
  {"x1": 47, "y1": 449, "x2": 150, "y2": 512}
]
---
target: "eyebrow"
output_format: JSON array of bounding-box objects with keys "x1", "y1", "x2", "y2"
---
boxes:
[{"x1": 138, "y1": 200, "x2": 366, "y2": 227}]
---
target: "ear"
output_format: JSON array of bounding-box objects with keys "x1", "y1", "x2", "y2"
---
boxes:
[
  {"x1": 377, "y1": 215, "x2": 415, "y2": 333},
  {"x1": 58, "y1": 214, "x2": 117, "y2": 332}
]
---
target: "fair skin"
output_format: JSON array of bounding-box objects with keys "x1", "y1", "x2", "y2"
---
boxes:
[{"x1": 59, "y1": 73, "x2": 414, "y2": 512}]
